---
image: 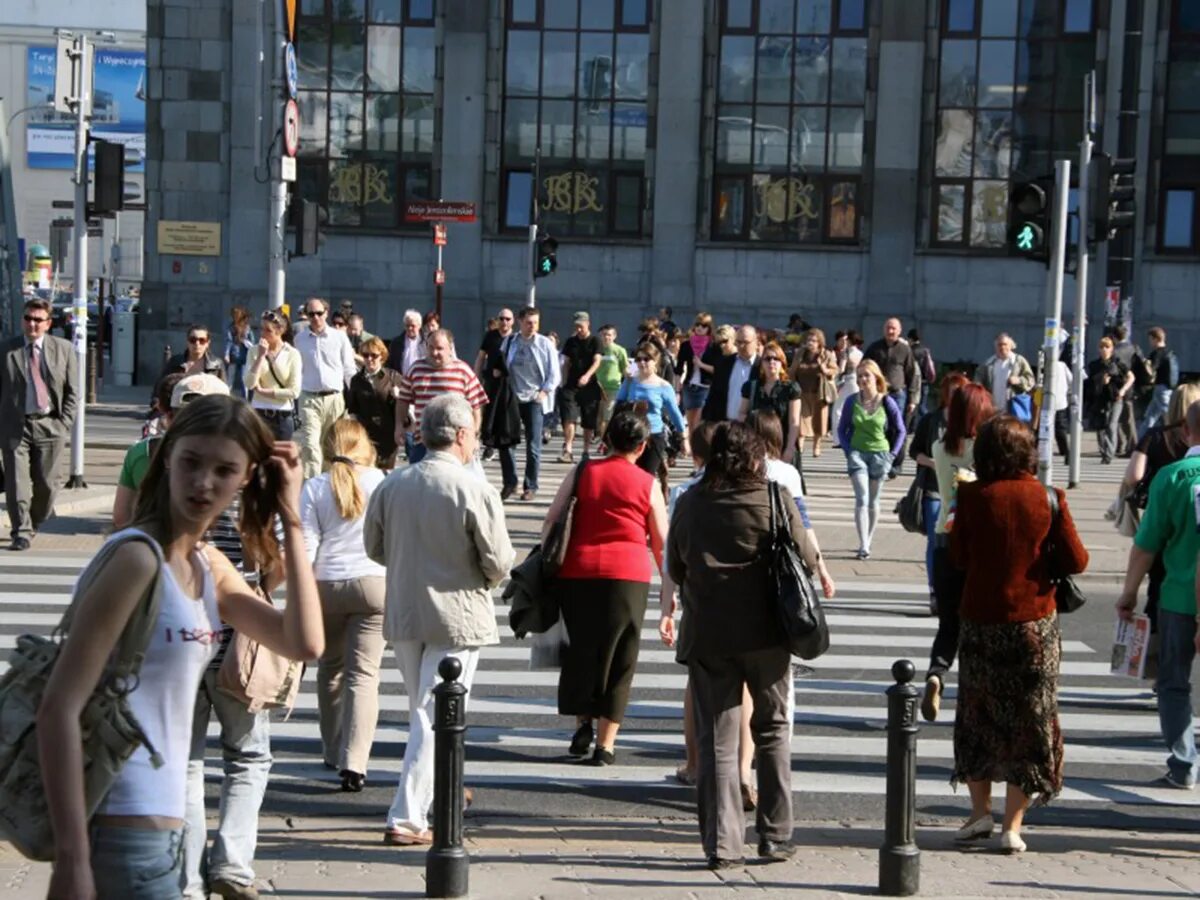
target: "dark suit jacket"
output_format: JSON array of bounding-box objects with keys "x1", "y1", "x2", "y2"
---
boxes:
[
  {"x1": 700, "y1": 353, "x2": 758, "y2": 422},
  {"x1": 0, "y1": 334, "x2": 79, "y2": 449}
]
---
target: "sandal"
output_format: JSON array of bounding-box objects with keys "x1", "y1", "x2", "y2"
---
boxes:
[{"x1": 674, "y1": 765, "x2": 697, "y2": 786}]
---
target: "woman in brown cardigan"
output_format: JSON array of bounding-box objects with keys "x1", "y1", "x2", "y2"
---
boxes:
[
  {"x1": 949, "y1": 416, "x2": 1088, "y2": 854},
  {"x1": 789, "y1": 328, "x2": 839, "y2": 457}
]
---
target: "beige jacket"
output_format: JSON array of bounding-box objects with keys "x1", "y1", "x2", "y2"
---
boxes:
[{"x1": 363, "y1": 450, "x2": 514, "y2": 647}]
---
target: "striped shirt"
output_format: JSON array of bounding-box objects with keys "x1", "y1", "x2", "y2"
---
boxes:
[{"x1": 398, "y1": 359, "x2": 488, "y2": 426}]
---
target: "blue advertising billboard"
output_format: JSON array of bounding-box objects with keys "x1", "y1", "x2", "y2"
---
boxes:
[{"x1": 25, "y1": 46, "x2": 146, "y2": 171}]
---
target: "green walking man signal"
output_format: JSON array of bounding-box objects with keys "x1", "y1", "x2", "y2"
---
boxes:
[
  {"x1": 535, "y1": 234, "x2": 558, "y2": 279},
  {"x1": 1015, "y1": 223, "x2": 1038, "y2": 252}
]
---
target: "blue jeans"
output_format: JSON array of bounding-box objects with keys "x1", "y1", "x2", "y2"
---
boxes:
[
  {"x1": 183, "y1": 668, "x2": 272, "y2": 896},
  {"x1": 500, "y1": 401, "x2": 544, "y2": 492},
  {"x1": 91, "y1": 824, "x2": 184, "y2": 900},
  {"x1": 405, "y1": 432, "x2": 428, "y2": 465},
  {"x1": 1156, "y1": 610, "x2": 1197, "y2": 783},
  {"x1": 921, "y1": 495, "x2": 941, "y2": 594},
  {"x1": 847, "y1": 449, "x2": 891, "y2": 553},
  {"x1": 1139, "y1": 385, "x2": 1172, "y2": 441}
]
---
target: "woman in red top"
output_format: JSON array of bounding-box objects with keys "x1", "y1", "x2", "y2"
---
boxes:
[
  {"x1": 949, "y1": 416, "x2": 1088, "y2": 854},
  {"x1": 541, "y1": 409, "x2": 669, "y2": 765}
]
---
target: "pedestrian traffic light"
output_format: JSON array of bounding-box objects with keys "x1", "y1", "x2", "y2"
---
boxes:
[
  {"x1": 535, "y1": 234, "x2": 558, "y2": 278},
  {"x1": 1090, "y1": 153, "x2": 1136, "y2": 242},
  {"x1": 1008, "y1": 181, "x2": 1050, "y2": 262},
  {"x1": 92, "y1": 139, "x2": 125, "y2": 215},
  {"x1": 294, "y1": 199, "x2": 322, "y2": 257}
]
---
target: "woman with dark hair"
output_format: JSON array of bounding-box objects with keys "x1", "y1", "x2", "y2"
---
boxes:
[
  {"x1": 224, "y1": 306, "x2": 255, "y2": 400},
  {"x1": 738, "y1": 341, "x2": 802, "y2": 464},
  {"x1": 420, "y1": 310, "x2": 441, "y2": 342},
  {"x1": 543, "y1": 409, "x2": 669, "y2": 765},
  {"x1": 666, "y1": 422, "x2": 833, "y2": 870},
  {"x1": 36, "y1": 395, "x2": 323, "y2": 898},
  {"x1": 615, "y1": 341, "x2": 689, "y2": 481},
  {"x1": 676, "y1": 312, "x2": 716, "y2": 433},
  {"x1": 246, "y1": 309, "x2": 303, "y2": 441},
  {"x1": 949, "y1": 416, "x2": 1087, "y2": 853},
  {"x1": 831, "y1": 329, "x2": 865, "y2": 445},
  {"x1": 163, "y1": 323, "x2": 227, "y2": 381},
  {"x1": 923, "y1": 382, "x2": 994, "y2": 721},
  {"x1": 908, "y1": 371, "x2": 971, "y2": 613}
]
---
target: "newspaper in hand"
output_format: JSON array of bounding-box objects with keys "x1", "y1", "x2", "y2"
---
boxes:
[{"x1": 1111, "y1": 614, "x2": 1151, "y2": 679}]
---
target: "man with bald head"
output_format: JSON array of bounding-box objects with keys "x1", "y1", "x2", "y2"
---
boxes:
[
  {"x1": 701, "y1": 325, "x2": 760, "y2": 423},
  {"x1": 864, "y1": 317, "x2": 921, "y2": 475}
]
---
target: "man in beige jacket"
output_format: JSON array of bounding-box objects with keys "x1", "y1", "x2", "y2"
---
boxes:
[{"x1": 363, "y1": 392, "x2": 514, "y2": 846}]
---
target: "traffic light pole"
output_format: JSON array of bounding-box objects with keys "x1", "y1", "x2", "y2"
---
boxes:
[
  {"x1": 525, "y1": 147, "x2": 540, "y2": 309},
  {"x1": 1037, "y1": 159, "x2": 1071, "y2": 489},
  {"x1": 1068, "y1": 73, "x2": 1095, "y2": 489},
  {"x1": 67, "y1": 34, "x2": 90, "y2": 490},
  {"x1": 267, "y1": 2, "x2": 287, "y2": 310}
]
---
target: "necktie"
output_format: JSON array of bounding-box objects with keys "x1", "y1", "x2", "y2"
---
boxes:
[{"x1": 29, "y1": 344, "x2": 49, "y2": 412}]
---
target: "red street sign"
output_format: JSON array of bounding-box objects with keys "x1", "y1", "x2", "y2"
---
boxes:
[
  {"x1": 434, "y1": 268, "x2": 445, "y2": 285},
  {"x1": 433, "y1": 224, "x2": 447, "y2": 246},
  {"x1": 405, "y1": 200, "x2": 477, "y2": 223},
  {"x1": 283, "y1": 100, "x2": 300, "y2": 157}
]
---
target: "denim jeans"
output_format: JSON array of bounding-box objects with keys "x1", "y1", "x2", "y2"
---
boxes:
[
  {"x1": 91, "y1": 824, "x2": 184, "y2": 900},
  {"x1": 846, "y1": 449, "x2": 890, "y2": 553},
  {"x1": 183, "y1": 668, "x2": 272, "y2": 897},
  {"x1": 921, "y1": 495, "x2": 941, "y2": 594},
  {"x1": 1139, "y1": 385, "x2": 1173, "y2": 442},
  {"x1": 405, "y1": 431, "x2": 428, "y2": 465},
  {"x1": 1155, "y1": 610, "x2": 1197, "y2": 783},
  {"x1": 499, "y1": 400, "x2": 544, "y2": 491},
  {"x1": 927, "y1": 542, "x2": 965, "y2": 680}
]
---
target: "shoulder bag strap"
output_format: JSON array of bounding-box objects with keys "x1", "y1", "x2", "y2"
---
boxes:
[
  {"x1": 264, "y1": 351, "x2": 286, "y2": 391},
  {"x1": 1042, "y1": 485, "x2": 1061, "y2": 560}
]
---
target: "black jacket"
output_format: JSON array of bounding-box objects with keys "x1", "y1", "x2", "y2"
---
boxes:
[{"x1": 701, "y1": 353, "x2": 758, "y2": 422}]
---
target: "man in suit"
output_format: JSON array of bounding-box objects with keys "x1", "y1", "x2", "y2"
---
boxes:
[
  {"x1": 701, "y1": 325, "x2": 759, "y2": 423},
  {"x1": 0, "y1": 297, "x2": 78, "y2": 550}
]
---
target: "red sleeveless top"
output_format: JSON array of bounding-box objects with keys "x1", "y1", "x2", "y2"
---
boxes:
[{"x1": 557, "y1": 456, "x2": 655, "y2": 583}]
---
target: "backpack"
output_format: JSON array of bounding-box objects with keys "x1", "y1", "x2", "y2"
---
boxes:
[
  {"x1": 917, "y1": 346, "x2": 936, "y2": 385},
  {"x1": 1131, "y1": 350, "x2": 1154, "y2": 390},
  {"x1": 0, "y1": 531, "x2": 166, "y2": 861}
]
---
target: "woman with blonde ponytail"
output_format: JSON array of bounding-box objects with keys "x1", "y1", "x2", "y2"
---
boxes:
[{"x1": 300, "y1": 418, "x2": 388, "y2": 792}]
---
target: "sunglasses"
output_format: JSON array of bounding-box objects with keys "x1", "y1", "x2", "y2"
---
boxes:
[
  {"x1": 23, "y1": 315, "x2": 49, "y2": 324},
  {"x1": 362, "y1": 352, "x2": 381, "y2": 359},
  {"x1": 498, "y1": 316, "x2": 513, "y2": 321},
  {"x1": 635, "y1": 356, "x2": 654, "y2": 363},
  {"x1": 306, "y1": 309, "x2": 326, "y2": 317},
  {"x1": 188, "y1": 336, "x2": 209, "y2": 344},
  {"x1": 261, "y1": 311, "x2": 283, "y2": 324},
  {"x1": 765, "y1": 356, "x2": 785, "y2": 364}
]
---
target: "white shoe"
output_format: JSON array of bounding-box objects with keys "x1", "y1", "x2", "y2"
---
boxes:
[
  {"x1": 953, "y1": 814, "x2": 994, "y2": 842},
  {"x1": 999, "y1": 830, "x2": 1026, "y2": 854}
]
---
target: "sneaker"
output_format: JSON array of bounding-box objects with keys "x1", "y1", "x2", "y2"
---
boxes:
[
  {"x1": 953, "y1": 814, "x2": 994, "y2": 842},
  {"x1": 557, "y1": 449, "x2": 573, "y2": 463},
  {"x1": 921, "y1": 675, "x2": 941, "y2": 722},
  {"x1": 756, "y1": 839, "x2": 796, "y2": 862},
  {"x1": 999, "y1": 830, "x2": 1026, "y2": 854},
  {"x1": 1156, "y1": 771, "x2": 1196, "y2": 790},
  {"x1": 210, "y1": 880, "x2": 260, "y2": 900}
]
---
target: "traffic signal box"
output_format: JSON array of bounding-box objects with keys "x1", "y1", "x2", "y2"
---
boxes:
[
  {"x1": 1090, "y1": 153, "x2": 1136, "y2": 242},
  {"x1": 1009, "y1": 181, "x2": 1050, "y2": 263},
  {"x1": 92, "y1": 140, "x2": 125, "y2": 215},
  {"x1": 535, "y1": 234, "x2": 558, "y2": 278}
]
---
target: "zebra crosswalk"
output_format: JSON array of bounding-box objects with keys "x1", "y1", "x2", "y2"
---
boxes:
[{"x1": 0, "y1": 534, "x2": 1190, "y2": 821}]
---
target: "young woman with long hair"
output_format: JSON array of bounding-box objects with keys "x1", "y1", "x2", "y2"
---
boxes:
[
  {"x1": 301, "y1": 418, "x2": 388, "y2": 793},
  {"x1": 37, "y1": 395, "x2": 323, "y2": 899}
]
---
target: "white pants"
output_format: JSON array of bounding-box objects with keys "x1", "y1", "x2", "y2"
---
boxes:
[{"x1": 386, "y1": 642, "x2": 479, "y2": 833}]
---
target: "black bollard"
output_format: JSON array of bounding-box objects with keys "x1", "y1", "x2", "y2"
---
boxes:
[
  {"x1": 879, "y1": 659, "x2": 920, "y2": 896},
  {"x1": 426, "y1": 656, "x2": 469, "y2": 898}
]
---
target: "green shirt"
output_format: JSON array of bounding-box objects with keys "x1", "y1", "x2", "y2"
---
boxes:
[
  {"x1": 118, "y1": 438, "x2": 156, "y2": 490},
  {"x1": 1134, "y1": 452, "x2": 1200, "y2": 616},
  {"x1": 596, "y1": 342, "x2": 629, "y2": 394},
  {"x1": 850, "y1": 400, "x2": 889, "y2": 453}
]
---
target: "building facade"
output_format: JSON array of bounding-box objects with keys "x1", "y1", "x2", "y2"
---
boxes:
[{"x1": 137, "y1": 0, "x2": 1199, "y2": 383}]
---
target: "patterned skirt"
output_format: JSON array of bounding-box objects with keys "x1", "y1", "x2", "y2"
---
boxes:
[{"x1": 951, "y1": 613, "x2": 1064, "y2": 805}]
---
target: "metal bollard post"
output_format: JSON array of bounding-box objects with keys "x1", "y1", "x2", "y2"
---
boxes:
[
  {"x1": 426, "y1": 656, "x2": 469, "y2": 898},
  {"x1": 86, "y1": 343, "x2": 98, "y2": 404},
  {"x1": 879, "y1": 659, "x2": 920, "y2": 896}
]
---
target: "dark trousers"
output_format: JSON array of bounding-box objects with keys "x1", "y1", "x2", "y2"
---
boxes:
[
  {"x1": 499, "y1": 401, "x2": 544, "y2": 491},
  {"x1": 255, "y1": 408, "x2": 295, "y2": 442},
  {"x1": 636, "y1": 433, "x2": 668, "y2": 479},
  {"x1": 3, "y1": 417, "x2": 68, "y2": 540},
  {"x1": 1054, "y1": 409, "x2": 1070, "y2": 461},
  {"x1": 1098, "y1": 401, "x2": 1122, "y2": 463},
  {"x1": 1117, "y1": 396, "x2": 1137, "y2": 456},
  {"x1": 927, "y1": 544, "x2": 965, "y2": 680},
  {"x1": 689, "y1": 645, "x2": 793, "y2": 860}
]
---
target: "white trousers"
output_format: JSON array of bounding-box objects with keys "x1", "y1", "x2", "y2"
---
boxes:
[{"x1": 385, "y1": 642, "x2": 479, "y2": 833}]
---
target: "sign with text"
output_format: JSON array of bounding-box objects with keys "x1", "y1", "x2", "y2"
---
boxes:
[
  {"x1": 157, "y1": 220, "x2": 221, "y2": 256},
  {"x1": 404, "y1": 200, "x2": 477, "y2": 222},
  {"x1": 26, "y1": 46, "x2": 146, "y2": 170}
]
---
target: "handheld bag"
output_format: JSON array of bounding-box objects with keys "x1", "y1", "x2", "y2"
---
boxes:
[
  {"x1": 894, "y1": 478, "x2": 925, "y2": 534},
  {"x1": 767, "y1": 481, "x2": 831, "y2": 660},
  {"x1": 218, "y1": 583, "x2": 304, "y2": 714},
  {"x1": 1043, "y1": 486, "x2": 1086, "y2": 614},
  {"x1": 0, "y1": 532, "x2": 166, "y2": 861}
]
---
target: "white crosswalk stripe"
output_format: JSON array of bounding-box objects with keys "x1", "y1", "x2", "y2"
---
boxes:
[{"x1": 0, "y1": 493, "x2": 1189, "y2": 814}]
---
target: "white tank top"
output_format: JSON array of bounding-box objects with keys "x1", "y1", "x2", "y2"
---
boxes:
[{"x1": 98, "y1": 529, "x2": 220, "y2": 818}]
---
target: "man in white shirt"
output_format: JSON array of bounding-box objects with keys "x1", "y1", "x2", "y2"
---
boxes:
[
  {"x1": 294, "y1": 297, "x2": 357, "y2": 478},
  {"x1": 726, "y1": 327, "x2": 760, "y2": 421},
  {"x1": 387, "y1": 310, "x2": 425, "y2": 378}
]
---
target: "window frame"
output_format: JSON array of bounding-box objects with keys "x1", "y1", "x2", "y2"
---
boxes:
[
  {"x1": 928, "y1": 0, "x2": 1097, "y2": 252},
  {"x1": 709, "y1": 0, "x2": 870, "y2": 246},
  {"x1": 291, "y1": 0, "x2": 436, "y2": 233},
  {"x1": 499, "y1": 0, "x2": 654, "y2": 239},
  {"x1": 1157, "y1": 1, "x2": 1200, "y2": 254}
]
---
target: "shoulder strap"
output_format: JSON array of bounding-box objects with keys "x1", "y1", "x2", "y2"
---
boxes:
[
  {"x1": 265, "y1": 351, "x2": 286, "y2": 389},
  {"x1": 570, "y1": 459, "x2": 588, "y2": 497}
]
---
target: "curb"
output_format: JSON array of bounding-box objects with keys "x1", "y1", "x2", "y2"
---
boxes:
[{"x1": 55, "y1": 491, "x2": 116, "y2": 517}]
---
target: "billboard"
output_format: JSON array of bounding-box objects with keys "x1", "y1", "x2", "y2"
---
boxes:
[{"x1": 26, "y1": 46, "x2": 146, "y2": 171}]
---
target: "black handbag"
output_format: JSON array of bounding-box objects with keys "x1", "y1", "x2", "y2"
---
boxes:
[
  {"x1": 541, "y1": 460, "x2": 587, "y2": 580},
  {"x1": 767, "y1": 481, "x2": 830, "y2": 660},
  {"x1": 894, "y1": 478, "x2": 924, "y2": 534},
  {"x1": 1043, "y1": 485, "x2": 1086, "y2": 614}
]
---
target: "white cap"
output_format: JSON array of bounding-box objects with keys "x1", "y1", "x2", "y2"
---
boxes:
[{"x1": 170, "y1": 373, "x2": 230, "y2": 409}]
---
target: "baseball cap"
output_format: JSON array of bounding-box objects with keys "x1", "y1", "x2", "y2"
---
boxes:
[
  {"x1": 573, "y1": 311, "x2": 590, "y2": 324},
  {"x1": 170, "y1": 373, "x2": 230, "y2": 409}
]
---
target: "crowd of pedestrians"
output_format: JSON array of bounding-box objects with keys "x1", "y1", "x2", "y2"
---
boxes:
[{"x1": 25, "y1": 292, "x2": 1200, "y2": 893}]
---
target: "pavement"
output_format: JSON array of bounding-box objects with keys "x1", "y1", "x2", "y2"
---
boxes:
[{"x1": 5, "y1": 391, "x2": 1200, "y2": 897}]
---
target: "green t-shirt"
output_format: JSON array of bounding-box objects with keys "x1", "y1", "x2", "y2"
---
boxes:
[
  {"x1": 118, "y1": 438, "x2": 156, "y2": 490},
  {"x1": 596, "y1": 342, "x2": 629, "y2": 394},
  {"x1": 1134, "y1": 452, "x2": 1200, "y2": 616},
  {"x1": 850, "y1": 399, "x2": 890, "y2": 453}
]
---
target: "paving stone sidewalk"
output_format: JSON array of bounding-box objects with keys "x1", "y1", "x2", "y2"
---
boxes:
[{"x1": 3, "y1": 817, "x2": 1198, "y2": 898}]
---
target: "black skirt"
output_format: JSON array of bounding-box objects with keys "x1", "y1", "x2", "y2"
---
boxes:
[{"x1": 557, "y1": 578, "x2": 649, "y2": 723}]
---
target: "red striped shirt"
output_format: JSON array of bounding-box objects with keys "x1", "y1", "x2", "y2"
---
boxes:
[{"x1": 398, "y1": 359, "x2": 488, "y2": 425}]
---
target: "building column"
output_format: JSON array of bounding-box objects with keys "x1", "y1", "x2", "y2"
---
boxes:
[{"x1": 864, "y1": 2, "x2": 925, "y2": 328}]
